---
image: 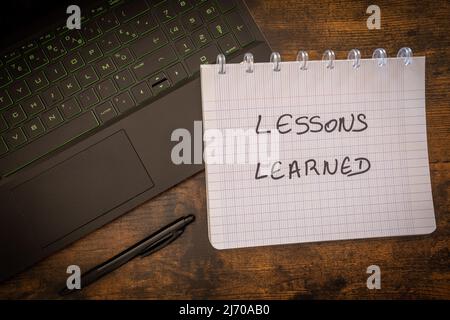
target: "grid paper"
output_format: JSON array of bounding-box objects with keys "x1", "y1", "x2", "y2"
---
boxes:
[{"x1": 200, "y1": 57, "x2": 435, "y2": 250}]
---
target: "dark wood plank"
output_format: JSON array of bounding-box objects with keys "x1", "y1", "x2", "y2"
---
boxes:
[{"x1": 0, "y1": 0, "x2": 449, "y2": 299}]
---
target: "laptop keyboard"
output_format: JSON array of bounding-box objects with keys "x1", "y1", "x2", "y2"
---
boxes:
[{"x1": 0, "y1": 0, "x2": 256, "y2": 176}]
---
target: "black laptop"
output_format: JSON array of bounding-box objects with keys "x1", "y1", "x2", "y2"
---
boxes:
[{"x1": 0, "y1": 0, "x2": 271, "y2": 281}]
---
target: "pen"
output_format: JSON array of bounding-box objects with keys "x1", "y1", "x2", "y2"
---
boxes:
[{"x1": 59, "y1": 214, "x2": 195, "y2": 296}]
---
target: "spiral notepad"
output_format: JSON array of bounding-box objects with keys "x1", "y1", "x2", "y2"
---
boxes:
[{"x1": 200, "y1": 48, "x2": 436, "y2": 250}]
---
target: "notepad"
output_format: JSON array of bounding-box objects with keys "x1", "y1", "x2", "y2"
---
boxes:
[{"x1": 200, "y1": 56, "x2": 435, "y2": 250}]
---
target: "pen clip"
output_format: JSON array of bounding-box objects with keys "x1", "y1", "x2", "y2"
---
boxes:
[{"x1": 140, "y1": 229, "x2": 185, "y2": 258}]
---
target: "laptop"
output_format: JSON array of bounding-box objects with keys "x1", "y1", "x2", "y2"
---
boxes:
[{"x1": 0, "y1": 0, "x2": 271, "y2": 282}]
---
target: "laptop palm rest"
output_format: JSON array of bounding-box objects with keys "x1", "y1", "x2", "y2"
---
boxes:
[{"x1": 12, "y1": 130, "x2": 154, "y2": 248}]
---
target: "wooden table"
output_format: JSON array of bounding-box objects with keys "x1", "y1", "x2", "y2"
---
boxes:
[{"x1": 0, "y1": 0, "x2": 449, "y2": 299}]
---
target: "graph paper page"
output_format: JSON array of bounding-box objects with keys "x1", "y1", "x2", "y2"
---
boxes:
[{"x1": 200, "y1": 57, "x2": 435, "y2": 250}]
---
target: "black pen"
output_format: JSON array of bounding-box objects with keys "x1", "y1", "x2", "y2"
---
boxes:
[{"x1": 59, "y1": 214, "x2": 195, "y2": 296}]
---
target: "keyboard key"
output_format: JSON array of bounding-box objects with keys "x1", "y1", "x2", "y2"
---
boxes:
[
  {"x1": 208, "y1": 18, "x2": 229, "y2": 38},
  {"x1": 99, "y1": 33, "x2": 121, "y2": 54},
  {"x1": 192, "y1": 28, "x2": 212, "y2": 47},
  {"x1": 0, "y1": 69, "x2": 12, "y2": 87},
  {"x1": 132, "y1": 45, "x2": 177, "y2": 80},
  {"x1": 63, "y1": 52, "x2": 85, "y2": 73},
  {"x1": 24, "y1": 49, "x2": 49, "y2": 70},
  {"x1": 55, "y1": 24, "x2": 69, "y2": 36},
  {"x1": 131, "y1": 81, "x2": 152, "y2": 104},
  {"x1": 181, "y1": 10, "x2": 203, "y2": 31},
  {"x1": 60, "y1": 76, "x2": 81, "y2": 97},
  {"x1": 166, "y1": 63, "x2": 188, "y2": 85},
  {"x1": 78, "y1": 87, "x2": 99, "y2": 109},
  {"x1": 130, "y1": 29, "x2": 168, "y2": 58},
  {"x1": 199, "y1": 2, "x2": 219, "y2": 21},
  {"x1": 20, "y1": 41, "x2": 38, "y2": 53},
  {"x1": 94, "y1": 101, "x2": 117, "y2": 123},
  {"x1": 82, "y1": 21, "x2": 102, "y2": 41},
  {"x1": 216, "y1": 0, "x2": 236, "y2": 12},
  {"x1": 150, "y1": 79, "x2": 170, "y2": 95},
  {"x1": 61, "y1": 30, "x2": 85, "y2": 51},
  {"x1": 98, "y1": 12, "x2": 120, "y2": 32},
  {"x1": 132, "y1": 13, "x2": 158, "y2": 35},
  {"x1": 59, "y1": 98, "x2": 82, "y2": 119},
  {"x1": 0, "y1": 90, "x2": 13, "y2": 109},
  {"x1": 113, "y1": 69, "x2": 135, "y2": 90},
  {"x1": 42, "y1": 108, "x2": 64, "y2": 129},
  {"x1": 89, "y1": 4, "x2": 108, "y2": 16},
  {"x1": 7, "y1": 59, "x2": 31, "y2": 79},
  {"x1": 3, "y1": 127, "x2": 27, "y2": 148},
  {"x1": 0, "y1": 111, "x2": 99, "y2": 176},
  {"x1": 45, "y1": 62, "x2": 67, "y2": 82},
  {"x1": 44, "y1": 39, "x2": 67, "y2": 60},
  {"x1": 38, "y1": 31, "x2": 55, "y2": 44},
  {"x1": 154, "y1": 2, "x2": 177, "y2": 22},
  {"x1": 174, "y1": 37, "x2": 195, "y2": 56},
  {"x1": 148, "y1": 72, "x2": 168, "y2": 87},
  {"x1": 116, "y1": 25, "x2": 139, "y2": 44},
  {"x1": 112, "y1": 48, "x2": 134, "y2": 68},
  {"x1": 23, "y1": 117, "x2": 45, "y2": 139},
  {"x1": 174, "y1": 0, "x2": 193, "y2": 14},
  {"x1": 96, "y1": 79, "x2": 117, "y2": 99},
  {"x1": 80, "y1": 43, "x2": 103, "y2": 64},
  {"x1": 116, "y1": 0, "x2": 149, "y2": 23},
  {"x1": 185, "y1": 44, "x2": 220, "y2": 75},
  {"x1": 22, "y1": 95, "x2": 45, "y2": 116},
  {"x1": 217, "y1": 33, "x2": 239, "y2": 55},
  {"x1": 95, "y1": 57, "x2": 117, "y2": 78},
  {"x1": 26, "y1": 71, "x2": 49, "y2": 92},
  {"x1": 3, "y1": 105, "x2": 27, "y2": 127},
  {"x1": 113, "y1": 91, "x2": 135, "y2": 113},
  {"x1": 41, "y1": 86, "x2": 63, "y2": 107},
  {"x1": 2, "y1": 50, "x2": 20, "y2": 62},
  {"x1": 225, "y1": 11, "x2": 255, "y2": 47},
  {"x1": 77, "y1": 66, "x2": 99, "y2": 87},
  {"x1": 9, "y1": 80, "x2": 31, "y2": 101},
  {"x1": 166, "y1": 19, "x2": 185, "y2": 40}
]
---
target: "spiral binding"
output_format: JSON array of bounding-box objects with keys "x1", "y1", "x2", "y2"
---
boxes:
[
  {"x1": 348, "y1": 49, "x2": 361, "y2": 69},
  {"x1": 216, "y1": 47, "x2": 413, "y2": 74},
  {"x1": 322, "y1": 49, "x2": 335, "y2": 69},
  {"x1": 243, "y1": 53, "x2": 254, "y2": 73},
  {"x1": 296, "y1": 50, "x2": 308, "y2": 70},
  {"x1": 270, "y1": 52, "x2": 281, "y2": 71}
]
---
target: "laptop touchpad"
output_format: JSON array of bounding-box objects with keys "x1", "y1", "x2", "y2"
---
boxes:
[{"x1": 13, "y1": 130, "x2": 154, "y2": 247}]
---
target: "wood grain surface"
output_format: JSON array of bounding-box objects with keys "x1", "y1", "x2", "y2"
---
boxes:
[{"x1": 0, "y1": 0, "x2": 449, "y2": 299}]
